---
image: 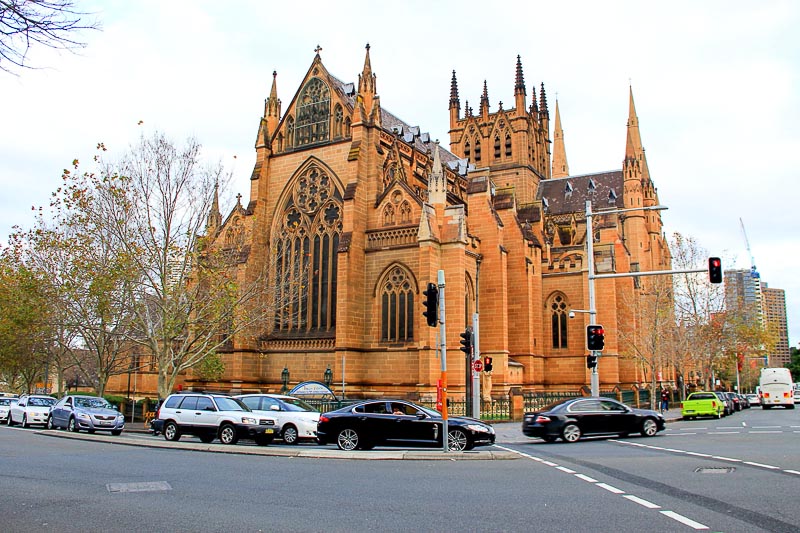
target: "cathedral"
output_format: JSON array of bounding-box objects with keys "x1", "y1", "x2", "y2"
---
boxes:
[{"x1": 192, "y1": 45, "x2": 672, "y2": 399}]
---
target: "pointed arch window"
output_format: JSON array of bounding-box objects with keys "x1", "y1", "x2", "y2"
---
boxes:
[
  {"x1": 295, "y1": 78, "x2": 330, "y2": 147},
  {"x1": 549, "y1": 294, "x2": 569, "y2": 349},
  {"x1": 333, "y1": 104, "x2": 343, "y2": 138},
  {"x1": 272, "y1": 163, "x2": 343, "y2": 336},
  {"x1": 399, "y1": 201, "x2": 411, "y2": 224},
  {"x1": 380, "y1": 266, "x2": 415, "y2": 342},
  {"x1": 286, "y1": 117, "x2": 295, "y2": 149},
  {"x1": 464, "y1": 141, "x2": 471, "y2": 163},
  {"x1": 474, "y1": 138, "x2": 481, "y2": 162},
  {"x1": 383, "y1": 203, "x2": 395, "y2": 226},
  {"x1": 494, "y1": 136, "x2": 501, "y2": 159},
  {"x1": 505, "y1": 134, "x2": 512, "y2": 157}
]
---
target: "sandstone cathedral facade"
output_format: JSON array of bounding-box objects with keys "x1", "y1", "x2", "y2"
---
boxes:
[{"x1": 186, "y1": 46, "x2": 672, "y2": 399}]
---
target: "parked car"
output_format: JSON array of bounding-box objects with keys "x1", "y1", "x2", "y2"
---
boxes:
[
  {"x1": 714, "y1": 392, "x2": 734, "y2": 416},
  {"x1": 47, "y1": 395, "x2": 125, "y2": 435},
  {"x1": 681, "y1": 392, "x2": 724, "y2": 420},
  {"x1": 316, "y1": 399, "x2": 496, "y2": 451},
  {"x1": 156, "y1": 393, "x2": 279, "y2": 445},
  {"x1": 794, "y1": 389, "x2": 800, "y2": 405},
  {"x1": 8, "y1": 394, "x2": 56, "y2": 427},
  {"x1": 522, "y1": 397, "x2": 665, "y2": 443},
  {"x1": 0, "y1": 397, "x2": 18, "y2": 423},
  {"x1": 745, "y1": 393, "x2": 761, "y2": 406},
  {"x1": 235, "y1": 394, "x2": 320, "y2": 444},
  {"x1": 737, "y1": 393, "x2": 750, "y2": 409}
]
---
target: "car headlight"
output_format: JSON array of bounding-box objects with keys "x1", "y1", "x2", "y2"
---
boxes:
[
  {"x1": 241, "y1": 417, "x2": 257, "y2": 425},
  {"x1": 465, "y1": 424, "x2": 491, "y2": 433},
  {"x1": 76, "y1": 413, "x2": 91, "y2": 420}
]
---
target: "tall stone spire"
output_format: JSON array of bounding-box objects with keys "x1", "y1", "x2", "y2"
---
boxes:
[
  {"x1": 514, "y1": 55, "x2": 526, "y2": 112},
  {"x1": 356, "y1": 43, "x2": 380, "y2": 125},
  {"x1": 479, "y1": 80, "x2": 490, "y2": 118},
  {"x1": 552, "y1": 100, "x2": 569, "y2": 178},
  {"x1": 206, "y1": 181, "x2": 222, "y2": 232},
  {"x1": 428, "y1": 141, "x2": 446, "y2": 205},
  {"x1": 625, "y1": 85, "x2": 643, "y2": 160},
  {"x1": 264, "y1": 70, "x2": 281, "y2": 140},
  {"x1": 449, "y1": 70, "x2": 460, "y2": 127},
  {"x1": 539, "y1": 82, "x2": 548, "y2": 117}
]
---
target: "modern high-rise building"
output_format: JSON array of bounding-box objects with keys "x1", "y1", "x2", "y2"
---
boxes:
[
  {"x1": 762, "y1": 284, "x2": 790, "y2": 366},
  {"x1": 724, "y1": 268, "x2": 764, "y2": 328}
]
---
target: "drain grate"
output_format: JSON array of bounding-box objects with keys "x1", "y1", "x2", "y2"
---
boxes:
[{"x1": 694, "y1": 466, "x2": 735, "y2": 474}]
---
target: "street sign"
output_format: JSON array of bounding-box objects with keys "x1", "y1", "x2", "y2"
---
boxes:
[{"x1": 473, "y1": 360, "x2": 484, "y2": 372}]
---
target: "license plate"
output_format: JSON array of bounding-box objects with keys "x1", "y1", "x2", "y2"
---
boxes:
[{"x1": 264, "y1": 429, "x2": 274, "y2": 434}]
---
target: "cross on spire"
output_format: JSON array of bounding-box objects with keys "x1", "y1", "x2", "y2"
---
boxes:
[{"x1": 314, "y1": 44, "x2": 323, "y2": 54}]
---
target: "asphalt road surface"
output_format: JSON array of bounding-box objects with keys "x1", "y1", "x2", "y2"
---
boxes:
[{"x1": 1, "y1": 406, "x2": 797, "y2": 532}]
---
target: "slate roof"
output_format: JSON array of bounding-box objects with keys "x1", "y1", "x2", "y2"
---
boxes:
[{"x1": 537, "y1": 170, "x2": 624, "y2": 216}]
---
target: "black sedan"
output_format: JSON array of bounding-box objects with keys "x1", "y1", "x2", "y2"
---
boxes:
[
  {"x1": 522, "y1": 397, "x2": 665, "y2": 443},
  {"x1": 316, "y1": 399, "x2": 496, "y2": 451}
]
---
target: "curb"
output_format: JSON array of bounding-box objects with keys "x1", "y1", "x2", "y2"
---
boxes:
[{"x1": 36, "y1": 429, "x2": 519, "y2": 461}]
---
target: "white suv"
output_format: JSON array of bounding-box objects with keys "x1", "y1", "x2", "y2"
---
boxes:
[
  {"x1": 235, "y1": 394, "x2": 321, "y2": 444},
  {"x1": 156, "y1": 393, "x2": 278, "y2": 445}
]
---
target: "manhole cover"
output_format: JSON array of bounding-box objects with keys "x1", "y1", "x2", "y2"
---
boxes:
[{"x1": 694, "y1": 467, "x2": 735, "y2": 474}]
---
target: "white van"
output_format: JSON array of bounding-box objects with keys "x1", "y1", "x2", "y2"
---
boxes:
[{"x1": 759, "y1": 368, "x2": 794, "y2": 409}]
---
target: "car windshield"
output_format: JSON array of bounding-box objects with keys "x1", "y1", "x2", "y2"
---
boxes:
[
  {"x1": 214, "y1": 397, "x2": 250, "y2": 412},
  {"x1": 29, "y1": 397, "x2": 56, "y2": 407},
  {"x1": 0, "y1": 398, "x2": 12, "y2": 406},
  {"x1": 74, "y1": 397, "x2": 112, "y2": 409},
  {"x1": 280, "y1": 397, "x2": 318, "y2": 412}
]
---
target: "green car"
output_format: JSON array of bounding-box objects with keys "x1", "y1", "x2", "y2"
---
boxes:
[{"x1": 681, "y1": 392, "x2": 724, "y2": 420}]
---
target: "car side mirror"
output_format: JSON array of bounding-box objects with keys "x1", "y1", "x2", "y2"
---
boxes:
[
  {"x1": 270, "y1": 405, "x2": 280, "y2": 411},
  {"x1": 416, "y1": 412, "x2": 427, "y2": 419}
]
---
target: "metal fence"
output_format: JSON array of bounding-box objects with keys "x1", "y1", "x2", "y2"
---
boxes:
[{"x1": 522, "y1": 391, "x2": 583, "y2": 412}]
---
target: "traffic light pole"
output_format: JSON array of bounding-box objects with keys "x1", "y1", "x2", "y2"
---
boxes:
[
  {"x1": 586, "y1": 201, "x2": 600, "y2": 397},
  {"x1": 472, "y1": 312, "x2": 480, "y2": 419},
  {"x1": 437, "y1": 269, "x2": 448, "y2": 453}
]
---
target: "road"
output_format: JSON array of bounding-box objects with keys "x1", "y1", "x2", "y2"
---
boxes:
[{"x1": 0, "y1": 407, "x2": 797, "y2": 532}]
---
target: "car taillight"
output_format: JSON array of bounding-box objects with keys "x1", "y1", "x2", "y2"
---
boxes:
[
  {"x1": 763, "y1": 393, "x2": 770, "y2": 398},
  {"x1": 534, "y1": 416, "x2": 551, "y2": 424},
  {"x1": 679, "y1": 402, "x2": 683, "y2": 409},
  {"x1": 712, "y1": 401, "x2": 716, "y2": 407},
  {"x1": 318, "y1": 415, "x2": 329, "y2": 423},
  {"x1": 784, "y1": 392, "x2": 791, "y2": 398}
]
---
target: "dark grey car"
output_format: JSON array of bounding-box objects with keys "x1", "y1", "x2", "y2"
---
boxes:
[{"x1": 48, "y1": 395, "x2": 125, "y2": 435}]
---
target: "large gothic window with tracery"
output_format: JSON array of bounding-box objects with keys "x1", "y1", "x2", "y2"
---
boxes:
[
  {"x1": 273, "y1": 163, "x2": 343, "y2": 335},
  {"x1": 380, "y1": 266, "x2": 415, "y2": 342},
  {"x1": 295, "y1": 78, "x2": 330, "y2": 147},
  {"x1": 549, "y1": 293, "x2": 569, "y2": 349}
]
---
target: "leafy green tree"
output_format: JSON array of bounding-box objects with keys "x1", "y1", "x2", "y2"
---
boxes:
[{"x1": 789, "y1": 347, "x2": 800, "y2": 382}]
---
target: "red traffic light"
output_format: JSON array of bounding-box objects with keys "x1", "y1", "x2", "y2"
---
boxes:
[
  {"x1": 587, "y1": 324, "x2": 605, "y2": 351},
  {"x1": 708, "y1": 257, "x2": 722, "y2": 284}
]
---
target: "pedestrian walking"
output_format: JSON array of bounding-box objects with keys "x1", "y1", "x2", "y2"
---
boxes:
[{"x1": 660, "y1": 388, "x2": 670, "y2": 413}]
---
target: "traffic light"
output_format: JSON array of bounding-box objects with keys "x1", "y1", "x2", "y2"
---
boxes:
[
  {"x1": 708, "y1": 257, "x2": 722, "y2": 284},
  {"x1": 422, "y1": 282, "x2": 439, "y2": 327},
  {"x1": 586, "y1": 324, "x2": 605, "y2": 351},
  {"x1": 586, "y1": 355, "x2": 598, "y2": 369},
  {"x1": 459, "y1": 329, "x2": 472, "y2": 355},
  {"x1": 483, "y1": 356, "x2": 493, "y2": 372}
]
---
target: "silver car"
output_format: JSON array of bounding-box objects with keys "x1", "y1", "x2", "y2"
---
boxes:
[
  {"x1": 8, "y1": 394, "x2": 55, "y2": 427},
  {"x1": 235, "y1": 394, "x2": 320, "y2": 444},
  {"x1": 48, "y1": 395, "x2": 125, "y2": 435}
]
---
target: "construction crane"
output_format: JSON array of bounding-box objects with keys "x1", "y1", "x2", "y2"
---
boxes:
[{"x1": 739, "y1": 217, "x2": 759, "y2": 278}]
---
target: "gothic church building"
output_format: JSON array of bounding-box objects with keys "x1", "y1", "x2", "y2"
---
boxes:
[{"x1": 198, "y1": 46, "x2": 672, "y2": 399}]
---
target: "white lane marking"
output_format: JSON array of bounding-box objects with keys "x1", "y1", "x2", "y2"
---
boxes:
[
  {"x1": 596, "y1": 482, "x2": 624, "y2": 494},
  {"x1": 743, "y1": 461, "x2": 780, "y2": 470},
  {"x1": 718, "y1": 426, "x2": 740, "y2": 429},
  {"x1": 753, "y1": 426, "x2": 781, "y2": 429},
  {"x1": 790, "y1": 425, "x2": 800, "y2": 429},
  {"x1": 784, "y1": 470, "x2": 800, "y2": 475},
  {"x1": 574, "y1": 473, "x2": 597, "y2": 482},
  {"x1": 665, "y1": 432, "x2": 696, "y2": 435},
  {"x1": 684, "y1": 451, "x2": 711, "y2": 457},
  {"x1": 683, "y1": 427, "x2": 708, "y2": 430},
  {"x1": 749, "y1": 430, "x2": 781, "y2": 434},
  {"x1": 660, "y1": 510, "x2": 709, "y2": 530},
  {"x1": 711, "y1": 456, "x2": 741, "y2": 462},
  {"x1": 541, "y1": 460, "x2": 558, "y2": 466},
  {"x1": 556, "y1": 466, "x2": 576, "y2": 474},
  {"x1": 708, "y1": 431, "x2": 739, "y2": 434},
  {"x1": 624, "y1": 494, "x2": 661, "y2": 509},
  {"x1": 663, "y1": 448, "x2": 685, "y2": 453}
]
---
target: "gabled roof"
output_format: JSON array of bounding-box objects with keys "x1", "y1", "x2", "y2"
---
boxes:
[{"x1": 537, "y1": 170, "x2": 624, "y2": 215}]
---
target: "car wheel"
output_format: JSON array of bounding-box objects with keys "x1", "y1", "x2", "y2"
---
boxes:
[
  {"x1": 640, "y1": 418, "x2": 658, "y2": 437},
  {"x1": 163, "y1": 421, "x2": 181, "y2": 441},
  {"x1": 682, "y1": 416, "x2": 691, "y2": 421},
  {"x1": 199, "y1": 434, "x2": 215, "y2": 444},
  {"x1": 218, "y1": 423, "x2": 238, "y2": 445},
  {"x1": 111, "y1": 430, "x2": 122, "y2": 436},
  {"x1": 21, "y1": 414, "x2": 28, "y2": 429},
  {"x1": 68, "y1": 417, "x2": 79, "y2": 433},
  {"x1": 87, "y1": 429, "x2": 95, "y2": 434},
  {"x1": 542, "y1": 435, "x2": 557, "y2": 443},
  {"x1": 561, "y1": 423, "x2": 581, "y2": 443},
  {"x1": 255, "y1": 435, "x2": 274, "y2": 446},
  {"x1": 282, "y1": 424, "x2": 299, "y2": 445},
  {"x1": 448, "y1": 429, "x2": 471, "y2": 451},
  {"x1": 7, "y1": 414, "x2": 13, "y2": 426},
  {"x1": 47, "y1": 416, "x2": 55, "y2": 430},
  {"x1": 336, "y1": 428, "x2": 360, "y2": 451}
]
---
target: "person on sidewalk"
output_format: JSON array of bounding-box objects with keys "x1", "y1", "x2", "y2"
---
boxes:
[{"x1": 660, "y1": 388, "x2": 670, "y2": 414}]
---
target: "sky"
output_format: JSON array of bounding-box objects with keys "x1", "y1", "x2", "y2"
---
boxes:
[{"x1": 1, "y1": 1, "x2": 798, "y2": 347}]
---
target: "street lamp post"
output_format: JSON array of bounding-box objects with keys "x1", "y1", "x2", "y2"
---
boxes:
[{"x1": 323, "y1": 366, "x2": 333, "y2": 388}]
